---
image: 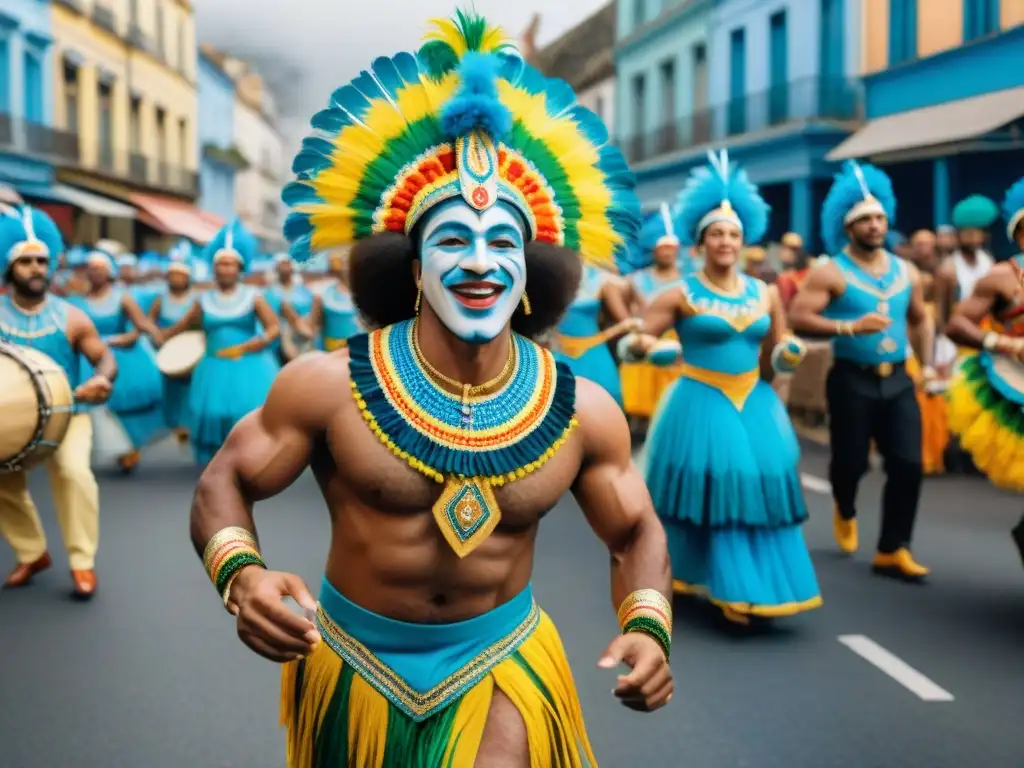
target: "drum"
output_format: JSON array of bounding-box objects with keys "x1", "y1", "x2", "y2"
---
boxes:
[
  {"x1": 0, "y1": 342, "x2": 74, "y2": 473},
  {"x1": 157, "y1": 331, "x2": 205, "y2": 379}
]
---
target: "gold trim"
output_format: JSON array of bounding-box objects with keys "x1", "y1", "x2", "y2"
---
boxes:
[
  {"x1": 315, "y1": 600, "x2": 541, "y2": 721},
  {"x1": 673, "y1": 579, "x2": 823, "y2": 617},
  {"x1": 679, "y1": 362, "x2": 759, "y2": 410}
]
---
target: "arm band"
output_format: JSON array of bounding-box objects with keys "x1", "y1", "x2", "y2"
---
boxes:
[
  {"x1": 202, "y1": 526, "x2": 266, "y2": 607},
  {"x1": 617, "y1": 589, "x2": 673, "y2": 659}
]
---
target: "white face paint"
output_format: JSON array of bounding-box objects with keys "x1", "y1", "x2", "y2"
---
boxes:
[{"x1": 419, "y1": 200, "x2": 527, "y2": 344}]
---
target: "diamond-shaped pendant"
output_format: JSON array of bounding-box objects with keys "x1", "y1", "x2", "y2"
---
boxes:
[{"x1": 433, "y1": 476, "x2": 501, "y2": 558}]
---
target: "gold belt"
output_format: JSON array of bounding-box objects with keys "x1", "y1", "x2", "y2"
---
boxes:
[
  {"x1": 324, "y1": 337, "x2": 349, "y2": 352},
  {"x1": 555, "y1": 331, "x2": 614, "y2": 359},
  {"x1": 679, "y1": 363, "x2": 759, "y2": 410}
]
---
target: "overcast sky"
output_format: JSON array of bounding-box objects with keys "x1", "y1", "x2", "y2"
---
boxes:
[{"x1": 195, "y1": 0, "x2": 608, "y2": 152}]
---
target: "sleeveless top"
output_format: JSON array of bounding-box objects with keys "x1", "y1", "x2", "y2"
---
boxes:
[
  {"x1": 676, "y1": 272, "x2": 770, "y2": 377},
  {"x1": 823, "y1": 252, "x2": 912, "y2": 365},
  {"x1": 74, "y1": 287, "x2": 130, "y2": 340},
  {"x1": 320, "y1": 282, "x2": 361, "y2": 345},
  {"x1": 558, "y1": 266, "x2": 609, "y2": 339},
  {"x1": 631, "y1": 267, "x2": 682, "y2": 302},
  {"x1": 157, "y1": 288, "x2": 195, "y2": 329},
  {"x1": 199, "y1": 285, "x2": 260, "y2": 356},
  {"x1": 265, "y1": 282, "x2": 315, "y2": 317},
  {"x1": 0, "y1": 293, "x2": 81, "y2": 410},
  {"x1": 953, "y1": 250, "x2": 993, "y2": 302}
]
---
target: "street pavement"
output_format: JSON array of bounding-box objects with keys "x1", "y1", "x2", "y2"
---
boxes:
[{"x1": 1, "y1": 438, "x2": 1022, "y2": 768}]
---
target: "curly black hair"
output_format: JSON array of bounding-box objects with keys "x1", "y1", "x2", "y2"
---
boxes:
[{"x1": 348, "y1": 232, "x2": 582, "y2": 339}]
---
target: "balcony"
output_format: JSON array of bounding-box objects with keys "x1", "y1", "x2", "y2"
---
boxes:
[
  {"x1": 91, "y1": 3, "x2": 119, "y2": 36},
  {"x1": 617, "y1": 76, "x2": 863, "y2": 166},
  {"x1": 0, "y1": 113, "x2": 80, "y2": 166},
  {"x1": 68, "y1": 140, "x2": 199, "y2": 198}
]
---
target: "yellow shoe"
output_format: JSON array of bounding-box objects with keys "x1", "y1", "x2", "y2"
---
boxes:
[
  {"x1": 872, "y1": 548, "x2": 930, "y2": 582},
  {"x1": 118, "y1": 450, "x2": 140, "y2": 474},
  {"x1": 833, "y1": 506, "x2": 858, "y2": 554},
  {"x1": 720, "y1": 605, "x2": 751, "y2": 626}
]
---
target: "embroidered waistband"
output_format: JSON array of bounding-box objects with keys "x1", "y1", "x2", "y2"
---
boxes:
[
  {"x1": 680, "y1": 362, "x2": 759, "y2": 410},
  {"x1": 315, "y1": 577, "x2": 539, "y2": 721}
]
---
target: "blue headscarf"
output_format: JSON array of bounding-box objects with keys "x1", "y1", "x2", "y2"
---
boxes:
[{"x1": 0, "y1": 205, "x2": 65, "y2": 277}]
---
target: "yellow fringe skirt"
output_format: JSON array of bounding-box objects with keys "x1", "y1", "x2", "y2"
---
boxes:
[{"x1": 280, "y1": 583, "x2": 596, "y2": 768}]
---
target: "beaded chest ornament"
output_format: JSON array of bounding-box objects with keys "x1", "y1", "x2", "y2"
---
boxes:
[{"x1": 349, "y1": 319, "x2": 577, "y2": 557}]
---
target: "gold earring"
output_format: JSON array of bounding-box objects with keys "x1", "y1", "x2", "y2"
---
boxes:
[
  {"x1": 414, "y1": 280, "x2": 422, "y2": 314},
  {"x1": 521, "y1": 291, "x2": 532, "y2": 316}
]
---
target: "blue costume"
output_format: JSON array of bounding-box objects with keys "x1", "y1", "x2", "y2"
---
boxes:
[
  {"x1": 553, "y1": 264, "x2": 624, "y2": 406},
  {"x1": 318, "y1": 281, "x2": 361, "y2": 351},
  {"x1": 817, "y1": 161, "x2": 928, "y2": 580},
  {"x1": 641, "y1": 151, "x2": 821, "y2": 622},
  {"x1": 156, "y1": 251, "x2": 197, "y2": 433},
  {"x1": 189, "y1": 220, "x2": 279, "y2": 465},
  {"x1": 72, "y1": 250, "x2": 165, "y2": 458},
  {"x1": 263, "y1": 256, "x2": 315, "y2": 360}
]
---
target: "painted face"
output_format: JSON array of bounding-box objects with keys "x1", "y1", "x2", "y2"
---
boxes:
[{"x1": 419, "y1": 200, "x2": 527, "y2": 344}]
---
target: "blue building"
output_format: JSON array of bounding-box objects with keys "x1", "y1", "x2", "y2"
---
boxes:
[
  {"x1": 0, "y1": 0, "x2": 74, "y2": 198},
  {"x1": 828, "y1": 7, "x2": 1024, "y2": 258},
  {"x1": 197, "y1": 50, "x2": 242, "y2": 221},
  {"x1": 616, "y1": 0, "x2": 863, "y2": 250}
]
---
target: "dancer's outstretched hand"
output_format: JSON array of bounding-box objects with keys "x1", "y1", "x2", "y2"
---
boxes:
[
  {"x1": 598, "y1": 633, "x2": 673, "y2": 712},
  {"x1": 229, "y1": 567, "x2": 321, "y2": 663}
]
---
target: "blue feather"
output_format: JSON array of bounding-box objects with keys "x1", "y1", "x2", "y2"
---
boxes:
[
  {"x1": 392, "y1": 52, "x2": 421, "y2": 83},
  {"x1": 329, "y1": 84, "x2": 374, "y2": 121},
  {"x1": 541, "y1": 79, "x2": 577, "y2": 118},
  {"x1": 569, "y1": 106, "x2": 609, "y2": 147},
  {"x1": 370, "y1": 57, "x2": 407, "y2": 100},
  {"x1": 288, "y1": 232, "x2": 314, "y2": 263},
  {"x1": 200, "y1": 219, "x2": 258, "y2": 272},
  {"x1": 441, "y1": 53, "x2": 511, "y2": 140},
  {"x1": 351, "y1": 70, "x2": 385, "y2": 102},
  {"x1": 310, "y1": 107, "x2": 350, "y2": 134},
  {"x1": 281, "y1": 181, "x2": 322, "y2": 209},
  {"x1": 1002, "y1": 176, "x2": 1024, "y2": 242},
  {"x1": 0, "y1": 206, "x2": 64, "y2": 274},
  {"x1": 820, "y1": 161, "x2": 896, "y2": 255},
  {"x1": 283, "y1": 212, "x2": 314, "y2": 241},
  {"x1": 674, "y1": 154, "x2": 770, "y2": 245}
]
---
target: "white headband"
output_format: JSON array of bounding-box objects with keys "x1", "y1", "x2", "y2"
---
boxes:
[
  {"x1": 698, "y1": 203, "x2": 743, "y2": 236},
  {"x1": 7, "y1": 238, "x2": 49, "y2": 265},
  {"x1": 167, "y1": 261, "x2": 192, "y2": 275},
  {"x1": 1008, "y1": 209, "x2": 1024, "y2": 242},
  {"x1": 844, "y1": 198, "x2": 886, "y2": 225}
]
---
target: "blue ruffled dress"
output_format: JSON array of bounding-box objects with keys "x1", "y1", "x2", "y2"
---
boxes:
[
  {"x1": 553, "y1": 266, "x2": 622, "y2": 406},
  {"x1": 73, "y1": 288, "x2": 166, "y2": 450},
  {"x1": 190, "y1": 285, "x2": 279, "y2": 464},
  {"x1": 641, "y1": 273, "x2": 820, "y2": 618},
  {"x1": 156, "y1": 288, "x2": 196, "y2": 432},
  {"x1": 319, "y1": 282, "x2": 362, "y2": 351}
]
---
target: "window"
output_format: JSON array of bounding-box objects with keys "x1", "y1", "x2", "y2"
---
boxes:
[
  {"x1": 129, "y1": 97, "x2": 141, "y2": 152},
  {"x1": 62, "y1": 60, "x2": 78, "y2": 133},
  {"x1": 98, "y1": 81, "x2": 113, "y2": 169},
  {"x1": 23, "y1": 51, "x2": 43, "y2": 123},
  {"x1": 0, "y1": 36, "x2": 10, "y2": 113},
  {"x1": 659, "y1": 58, "x2": 676, "y2": 123},
  {"x1": 179, "y1": 117, "x2": 188, "y2": 165},
  {"x1": 728, "y1": 28, "x2": 747, "y2": 134},
  {"x1": 692, "y1": 43, "x2": 708, "y2": 111},
  {"x1": 963, "y1": 0, "x2": 999, "y2": 42},
  {"x1": 128, "y1": 0, "x2": 138, "y2": 27},
  {"x1": 155, "y1": 107, "x2": 167, "y2": 165},
  {"x1": 819, "y1": 0, "x2": 845, "y2": 80},
  {"x1": 631, "y1": 73, "x2": 646, "y2": 136},
  {"x1": 633, "y1": 0, "x2": 646, "y2": 28},
  {"x1": 178, "y1": 20, "x2": 186, "y2": 72},
  {"x1": 768, "y1": 11, "x2": 788, "y2": 124},
  {"x1": 155, "y1": 2, "x2": 166, "y2": 59},
  {"x1": 888, "y1": 0, "x2": 917, "y2": 66}
]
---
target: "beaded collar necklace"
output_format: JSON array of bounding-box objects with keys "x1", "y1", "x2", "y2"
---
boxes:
[{"x1": 348, "y1": 319, "x2": 577, "y2": 557}]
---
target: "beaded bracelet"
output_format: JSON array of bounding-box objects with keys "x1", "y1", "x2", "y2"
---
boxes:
[
  {"x1": 202, "y1": 526, "x2": 266, "y2": 602},
  {"x1": 617, "y1": 589, "x2": 673, "y2": 659}
]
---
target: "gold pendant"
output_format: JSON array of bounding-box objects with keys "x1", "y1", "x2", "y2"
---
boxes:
[
  {"x1": 432, "y1": 476, "x2": 501, "y2": 558},
  {"x1": 878, "y1": 337, "x2": 898, "y2": 354}
]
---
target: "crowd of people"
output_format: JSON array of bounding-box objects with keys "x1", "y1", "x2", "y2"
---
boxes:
[{"x1": 1, "y1": 8, "x2": 1022, "y2": 766}]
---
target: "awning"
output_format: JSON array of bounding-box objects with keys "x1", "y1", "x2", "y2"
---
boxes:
[
  {"x1": 51, "y1": 184, "x2": 136, "y2": 218},
  {"x1": 131, "y1": 193, "x2": 222, "y2": 244},
  {"x1": 828, "y1": 86, "x2": 1024, "y2": 161}
]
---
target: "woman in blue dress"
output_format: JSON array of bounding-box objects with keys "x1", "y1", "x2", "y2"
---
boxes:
[
  {"x1": 625, "y1": 150, "x2": 820, "y2": 626},
  {"x1": 72, "y1": 248, "x2": 166, "y2": 472},
  {"x1": 154, "y1": 220, "x2": 280, "y2": 465},
  {"x1": 149, "y1": 247, "x2": 197, "y2": 443},
  {"x1": 305, "y1": 251, "x2": 363, "y2": 351},
  {"x1": 552, "y1": 264, "x2": 635, "y2": 406},
  {"x1": 263, "y1": 254, "x2": 315, "y2": 363}
]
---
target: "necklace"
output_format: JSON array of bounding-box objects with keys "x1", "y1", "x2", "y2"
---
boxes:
[
  {"x1": 349, "y1": 319, "x2": 578, "y2": 558},
  {"x1": 411, "y1": 319, "x2": 516, "y2": 398}
]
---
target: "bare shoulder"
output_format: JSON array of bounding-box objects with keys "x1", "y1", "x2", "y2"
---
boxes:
[
  {"x1": 934, "y1": 256, "x2": 956, "y2": 280},
  {"x1": 573, "y1": 376, "x2": 631, "y2": 465},
  {"x1": 63, "y1": 302, "x2": 95, "y2": 337},
  {"x1": 806, "y1": 259, "x2": 843, "y2": 289},
  {"x1": 266, "y1": 349, "x2": 352, "y2": 432}
]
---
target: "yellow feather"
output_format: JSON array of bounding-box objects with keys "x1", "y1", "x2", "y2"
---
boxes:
[{"x1": 424, "y1": 17, "x2": 468, "y2": 58}]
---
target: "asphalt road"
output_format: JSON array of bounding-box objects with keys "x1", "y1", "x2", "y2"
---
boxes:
[{"x1": 0, "y1": 438, "x2": 1021, "y2": 768}]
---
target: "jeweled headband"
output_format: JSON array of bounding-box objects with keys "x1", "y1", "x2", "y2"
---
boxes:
[
  {"x1": 675, "y1": 149, "x2": 768, "y2": 245},
  {"x1": 281, "y1": 9, "x2": 641, "y2": 268}
]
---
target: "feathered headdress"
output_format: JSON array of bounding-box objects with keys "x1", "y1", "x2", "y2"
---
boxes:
[
  {"x1": 167, "y1": 239, "x2": 194, "y2": 277},
  {"x1": 201, "y1": 219, "x2": 258, "y2": 272},
  {"x1": 0, "y1": 205, "x2": 64, "y2": 275},
  {"x1": 674, "y1": 149, "x2": 769, "y2": 245},
  {"x1": 86, "y1": 247, "x2": 119, "y2": 276},
  {"x1": 1002, "y1": 177, "x2": 1024, "y2": 243},
  {"x1": 282, "y1": 8, "x2": 640, "y2": 269},
  {"x1": 821, "y1": 160, "x2": 896, "y2": 255}
]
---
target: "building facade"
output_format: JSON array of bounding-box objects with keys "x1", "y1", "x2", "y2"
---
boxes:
[
  {"x1": 829, "y1": 0, "x2": 1024, "y2": 255},
  {"x1": 225, "y1": 60, "x2": 286, "y2": 250},
  {"x1": 616, "y1": 0, "x2": 863, "y2": 250},
  {"x1": 48, "y1": 0, "x2": 215, "y2": 249},
  {"x1": 0, "y1": 1, "x2": 78, "y2": 213},
  {"x1": 197, "y1": 49, "x2": 240, "y2": 222}
]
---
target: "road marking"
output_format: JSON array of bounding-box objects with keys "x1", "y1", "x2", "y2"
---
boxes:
[
  {"x1": 838, "y1": 634, "x2": 954, "y2": 702},
  {"x1": 800, "y1": 473, "x2": 832, "y2": 494}
]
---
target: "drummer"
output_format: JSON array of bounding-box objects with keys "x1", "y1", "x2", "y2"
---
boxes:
[
  {"x1": 0, "y1": 205, "x2": 117, "y2": 598},
  {"x1": 263, "y1": 253, "x2": 314, "y2": 364},
  {"x1": 149, "y1": 243, "x2": 197, "y2": 444}
]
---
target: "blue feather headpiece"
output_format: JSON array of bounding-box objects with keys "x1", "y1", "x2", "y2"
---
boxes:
[
  {"x1": 281, "y1": 8, "x2": 640, "y2": 271},
  {"x1": 201, "y1": 219, "x2": 257, "y2": 272},
  {"x1": 86, "y1": 247, "x2": 119, "y2": 276},
  {"x1": 167, "y1": 239, "x2": 195, "y2": 278},
  {"x1": 1002, "y1": 176, "x2": 1024, "y2": 243},
  {"x1": 821, "y1": 160, "x2": 896, "y2": 255},
  {"x1": 0, "y1": 205, "x2": 64, "y2": 276},
  {"x1": 674, "y1": 150, "x2": 769, "y2": 245}
]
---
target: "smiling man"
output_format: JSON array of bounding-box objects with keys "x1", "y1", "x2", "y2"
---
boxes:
[{"x1": 188, "y1": 11, "x2": 672, "y2": 768}]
